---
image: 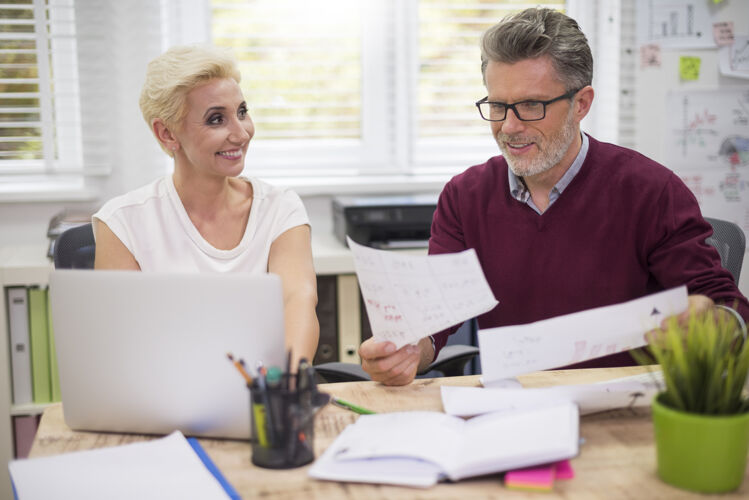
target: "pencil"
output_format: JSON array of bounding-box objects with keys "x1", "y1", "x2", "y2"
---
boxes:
[
  {"x1": 331, "y1": 397, "x2": 376, "y2": 415},
  {"x1": 226, "y1": 352, "x2": 253, "y2": 385}
]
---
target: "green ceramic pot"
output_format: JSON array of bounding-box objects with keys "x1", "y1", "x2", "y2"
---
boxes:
[{"x1": 652, "y1": 394, "x2": 749, "y2": 493}]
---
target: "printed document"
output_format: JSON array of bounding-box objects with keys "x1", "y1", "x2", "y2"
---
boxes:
[
  {"x1": 479, "y1": 286, "x2": 687, "y2": 384},
  {"x1": 348, "y1": 237, "x2": 498, "y2": 348}
]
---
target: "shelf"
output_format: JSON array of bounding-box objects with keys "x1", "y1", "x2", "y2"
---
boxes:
[{"x1": 10, "y1": 402, "x2": 53, "y2": 417}]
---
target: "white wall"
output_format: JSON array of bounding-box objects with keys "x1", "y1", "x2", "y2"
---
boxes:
[{"x1": 633, "y1": 0, "x2": 749, "y2": 295}]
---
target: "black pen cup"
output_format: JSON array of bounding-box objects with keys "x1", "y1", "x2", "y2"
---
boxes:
[{"x1": 249, "y1": 373, "x2": 327, "y2": 469}]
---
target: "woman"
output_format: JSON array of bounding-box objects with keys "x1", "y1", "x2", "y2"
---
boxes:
[{"x1": 93, "y1": 45, "x2": 319, "y2": 364}]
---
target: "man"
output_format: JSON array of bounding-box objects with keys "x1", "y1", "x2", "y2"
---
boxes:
[{"x1": 359, "y1": 7, "x2": 749, "y2": 386}]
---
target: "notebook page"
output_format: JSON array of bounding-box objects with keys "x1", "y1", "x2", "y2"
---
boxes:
[
  {"x1": 309, "y1": 426, "x2": 444, "y2": 488},
  {"x1": 332, "y1": 411, "x2": 464, "y2": 469},
  {"x1": 451, "y1": 402, "x2": 579, "y2": 480}
]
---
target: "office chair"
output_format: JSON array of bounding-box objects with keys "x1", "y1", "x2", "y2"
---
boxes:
[
  {"x1": 314, "y1": 334, "x2": 479, "y2": 383},
  {"x1": 705, "y1": 217, "x2": 745, "y2": 283},
  {"x1": 53, "y1": 223, "x2": 96, "y2": 269}
]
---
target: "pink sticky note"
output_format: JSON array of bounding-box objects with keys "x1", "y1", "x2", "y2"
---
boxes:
[
  {"x1": 555, "y1": 459, "x2": 575, "y2": 480},
  {"x1": 713, "y1": 21, "x2": 734, "y2": 46},
  {"x1": 505, "y1": 464, "x2": 556, "y2": 491},
  {"x1": 640, "y1": 44, "x2": 661, "y2": 68}
]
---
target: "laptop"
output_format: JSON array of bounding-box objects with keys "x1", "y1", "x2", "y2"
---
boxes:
[{"x1": 48, "y1": 270, "x2": 286, "y2": 439}]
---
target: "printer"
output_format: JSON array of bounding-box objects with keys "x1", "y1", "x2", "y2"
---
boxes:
[{"x1": 333, "y1": 194, "x2": 438, "y2": 249}]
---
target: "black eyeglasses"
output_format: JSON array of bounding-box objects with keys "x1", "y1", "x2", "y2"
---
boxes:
[{"x1": 475, "y1": 88, "x2": 580, "y2": 122}]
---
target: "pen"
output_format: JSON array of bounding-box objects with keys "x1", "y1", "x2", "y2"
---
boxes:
[
  {"x1": 297, "y1": 358, "x2": 310, "y2": 392},
  {"x1": 331, "y1": 396, "x2": 376, "y2": 415},
  {"x1": 226, "y1": 352, "x2": 253, "y2": 385},
  {"x1": 286, "y1": 350, "x2": 293, "y2": 390},
  {"x1": 256, "y1": 362, "x2": 278, "y2": 446},
  {"x1": 266, "y1": 366, "x2": 283, "y2": 388}
]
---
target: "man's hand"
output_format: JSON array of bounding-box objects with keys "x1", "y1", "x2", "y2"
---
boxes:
[
  {"x1": 359, "y1": 337, "x2": 434, "y2": 386},
  {"x1": 661, "y1": 294, "x2": 715, "y2": 330},
  {"x1": 647, "y1": 294, "x2": 739, "y2": 343}
]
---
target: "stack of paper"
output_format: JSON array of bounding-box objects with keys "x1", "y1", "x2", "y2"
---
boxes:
[
  {"x1": 8, "y1": 431, "x2": 237, "y2": 499},
  {"x1": 442, "y1": 371, "x2": 663, "y2": 417}
]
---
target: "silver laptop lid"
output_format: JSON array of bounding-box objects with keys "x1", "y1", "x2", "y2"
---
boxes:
[{"x1": 49, "y1": 270, "x2": 286, "y2": 439}]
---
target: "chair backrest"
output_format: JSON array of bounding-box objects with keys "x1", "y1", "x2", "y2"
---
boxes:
[
  {"x1": 53, "y1": 223, "x2": 95, "y2": 269},
  {"x1": 705, "y1": 217, "x2": 745, "y2": 284}
]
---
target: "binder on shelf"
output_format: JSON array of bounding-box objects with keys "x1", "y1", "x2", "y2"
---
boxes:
[
  {"x1": 314, "y1": 275, "x2": 339, "y2": 364},
  {"x1": 336, "y1": 275, "x2": 361, "y2": 363},
  {"x1": 12, "y1": 415, "x2": 39, "y2": 459},
  {"x1": 28, "y1": 288, "x2": 52, "y2": 404},
  {"x1": 7, "y1": 287, "x2": 32, "y2": 405},
  {"x1": 47, "y1": 288, "x2": 61, "y2": 402}
]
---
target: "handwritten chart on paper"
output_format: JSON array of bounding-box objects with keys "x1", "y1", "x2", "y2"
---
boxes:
[
  {"x1": 719, "y1": 35, "x2": 749, "y2": 79},
  {"x1": 636, "y1": 0, "x2": 715, "y2": 49},
  {"x1": 665, "y1": 89, "x2": 749, "y2": 240},
  {"x1": 666, "y1": 89, "x2": 749, "y2": 169},
  {"x1": 478, "y1": 286, "x2": 688, "y2": 384},
  {"x1": 347, "y1": 237, "x2": 498, "y2": 349},
  {"x1": 680, "y1": 169, "x2": 749, "y2": 239}
]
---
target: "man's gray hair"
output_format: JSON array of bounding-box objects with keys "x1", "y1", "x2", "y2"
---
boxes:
[{"x1": 480, "y1": 8, "x2": 593, "y2": 91}]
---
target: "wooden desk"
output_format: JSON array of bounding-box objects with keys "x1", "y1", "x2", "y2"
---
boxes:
[{"x1": 28, "y1": 367, "x2": 749, "y2": 499}]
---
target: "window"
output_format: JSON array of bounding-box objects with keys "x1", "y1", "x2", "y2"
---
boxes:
[
  {"x1": 209, "y1": 0, "x2": 565, "y2": 178},
  {"x1": 0, "y1": 0, "x2": 81, "y2": 177},
  {"x1": 412, "y1": 0, "x2": 565, "y2": 168}
]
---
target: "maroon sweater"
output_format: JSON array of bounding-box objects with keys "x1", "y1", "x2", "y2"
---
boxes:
[{"x1": 429, "y1": 135, "x2": 749, "y2": 367}]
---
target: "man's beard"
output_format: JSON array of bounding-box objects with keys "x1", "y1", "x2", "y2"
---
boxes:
[{"x1": 497, "y1": 108, "x2": 577, "y2": 178}]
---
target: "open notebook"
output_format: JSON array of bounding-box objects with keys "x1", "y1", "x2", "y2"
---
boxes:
[
  {"x1": 309, "y1": 401, "x2": 579, "y2": 488},
  {"x1": 48, "y1": 270, "x2": 286, "y2": 439}
]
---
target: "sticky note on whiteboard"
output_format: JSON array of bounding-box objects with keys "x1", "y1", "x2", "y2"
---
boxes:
[
  {"x1": 640, "y1": 44, "x2": 661, "y2": 68},
  {"x1": 713, "y1": 21, "x2": 734, "y2": 46},
  {"x1": 679, "y1": 56, "x2": 701, "y2": 81}
]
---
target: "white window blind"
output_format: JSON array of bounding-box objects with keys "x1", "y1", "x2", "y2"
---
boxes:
[
  {"x1": 211, "y1": 0, "x2": 392, "y2": 176},
  {"x1": 0, "y1": 0, "x2": 81, "y2": 176},
  {"x1": 209, "y1": 0, "x2": 571, "y2": 176},
  {"x1": 412, "y1": 0, "x2": 565, "y2": 169}
]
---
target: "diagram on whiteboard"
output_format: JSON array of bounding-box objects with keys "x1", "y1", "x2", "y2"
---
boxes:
[
  {"x1": 666, "y1": 89, "x2": 749, "y2": 170},
  {"x1": 636, "y1": 0, "x2": 715, "y2": 49},
  {"x1": 719, "y1": 136, "x2": 749, "y2": 167},
  {"x1": 680, "y1": 169, "x2": 749, "y2": 238},
  {"x1": 719, "y1": 36, "x2": 749, "y2": 79},
  {"x1": 666, "y1": 89, "x2": 749, "y2": 241}
]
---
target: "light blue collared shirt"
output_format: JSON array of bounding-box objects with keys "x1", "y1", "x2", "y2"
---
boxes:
[{"x1": 508, "y1": 132, "x2": 589, "y2": 214}]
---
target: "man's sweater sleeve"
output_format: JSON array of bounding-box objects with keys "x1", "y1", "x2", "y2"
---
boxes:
[{"x1": 645, "y1": 174, "x2": 749, "y2": 322}]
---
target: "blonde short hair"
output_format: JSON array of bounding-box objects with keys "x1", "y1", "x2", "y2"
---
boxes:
[{"x1": 139, "y1": 45, "x2": 241, "y2": 144}]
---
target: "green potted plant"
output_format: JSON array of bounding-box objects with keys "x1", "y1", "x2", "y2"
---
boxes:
[{"x1": 636, "y1": 310, "x2": 749, "y2": 493}]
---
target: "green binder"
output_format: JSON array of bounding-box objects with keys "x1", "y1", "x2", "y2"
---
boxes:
[
  {"x1": 28, "y1": 288, "x2": 51, "y2": 404},
  {"x1": 46, "y1": 289, "x2": 61, "y2": 402}
]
